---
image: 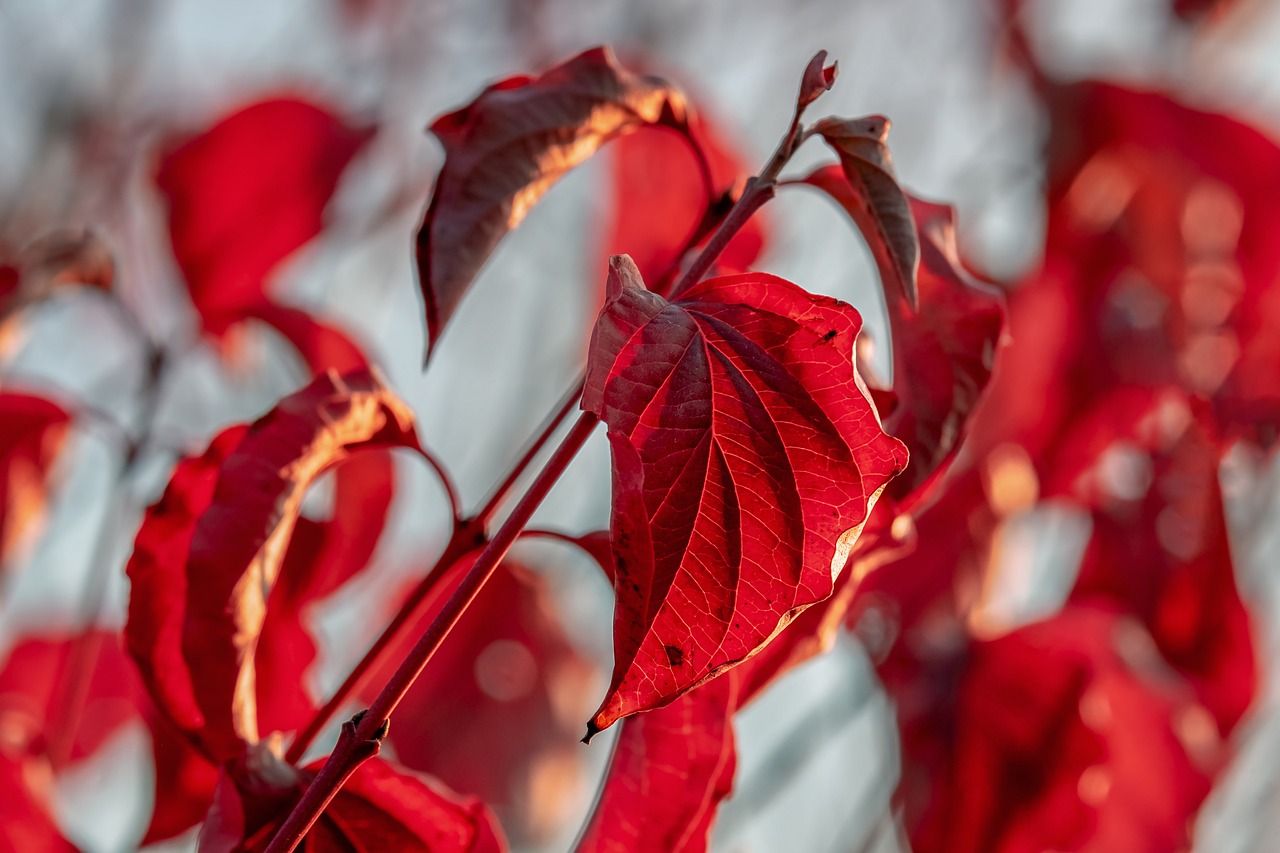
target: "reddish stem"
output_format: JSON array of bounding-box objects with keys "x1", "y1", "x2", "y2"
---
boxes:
[
  {"x1": 264, "y1": 411, "x2": 600, "y2": 853},
  {"x1": 283, "y1": 519, "x2": 481, "y2": 765},
  {"x1": 472, "y1": 372, "x2": 587, "y2": 527}
]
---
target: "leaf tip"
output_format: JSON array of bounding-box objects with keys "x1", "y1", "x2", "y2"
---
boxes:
[
  {"x1": 606, "y1": 254, "x2": 646, "y2": 302},
  {"x1": 581, "y1": 720, "x2": 601, "y2": 744},
  {"x1": 798, "y1": 50, "x2": 838, "y2": 112}
]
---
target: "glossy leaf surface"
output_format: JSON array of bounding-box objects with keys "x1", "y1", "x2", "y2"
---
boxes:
[
  {"x1": 582, "y1": 256, "x2": 906, "y2": 733},
  {"x1": 416, "y1": 46, "x2": 689, "y2": 356}
]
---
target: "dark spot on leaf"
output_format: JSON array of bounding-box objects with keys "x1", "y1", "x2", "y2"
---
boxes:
[
  {"x1": 823, "y1": 329, "x2": 838, "y2": 342},
  {"x1": 665, "y1": 645, "x2": 685, "y2": 667}
]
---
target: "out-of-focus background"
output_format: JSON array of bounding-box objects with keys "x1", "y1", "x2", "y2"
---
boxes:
[{"x1": 3, "y1": 0, "x2": 1280, "y2": 851}]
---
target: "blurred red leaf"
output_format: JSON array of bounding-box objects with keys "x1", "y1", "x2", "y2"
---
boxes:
[
  {"x1": 249, "y1": 303, "x2": 373, "y2": 377},
  {"x1": 976, "y1": 82, "x2": 1280, "y2": 461},
  {"x1": 127, "y1": 426, "x2": 249, "y2": 741},
  {"x1": 416, "y1": 46, "x2": 690, "y2": 357},
  {"x1": 0, "y1": 753, "x2": 78, "y2": 852},
  {"x1": 200, "y1": 747, "x2": 505, "y2": 852},
  {"x1": 0, "y1": 628, "x2": 221, "y2": 847},
  {"x1": 0, "y1": 393, "x2": 70, "y2": 574},
  {"x1": 362, "y1": 556, "x2": 596, "y2": 846},
  {"x1": 575, "y1": 675, "x2": 737, "y2": 853},
  {"x1": 901, "y1": 605, "x2": 1219, "y2": 853},
  {"x1": 157, "y1": 99, "x2": 373, "y2": 336},
  {"x1": 581, "y1": 256, "x2": 906, "y2": 734},
  {"x1": 812, "y1": 115, "x2": 920, "y2": 310},
  {"x1": 0, "y1": 631, "x2": 137, "y2": 770},
  {"x1": 601, "y1": 108, "x2": 767, "y2": 298},
  {"x1": 144, "y1": 712, "x2": 222, "y2": 846},
  {"x1": 126, "y1": 371, "x2": 418, "y2": 760},
  {"x1": 1067, "y1": 395, "x2": 1256, "y2": 733}
]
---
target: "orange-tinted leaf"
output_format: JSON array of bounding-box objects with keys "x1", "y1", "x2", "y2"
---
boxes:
[
  {"x1": 363, "y1": 557, "x2": 596, "y2": 846},
  {"x1": 416, "y1": 46, "x2": 689, "y2": 357},
  {"x1": 157, "y1": 99, "x2": 373, "y2": 336},
  {"x1": 575, "y1": 676, "x2": 737, "y2": 853},
  {"x1": 812, "y1": 115, "x2": 919, "y2": 310},
  {"x1": 126, "y1": 371, "x2": 418, "y2": 760},
  {"x1": 582, "y1": 256, "x2": 906, "y2": 733},
  {"x1": 0, "y1": 393, "x2": 70, "y2": 574},
  {"x1": 199, "y1": 748, "x2": 505, "y2": 853}
]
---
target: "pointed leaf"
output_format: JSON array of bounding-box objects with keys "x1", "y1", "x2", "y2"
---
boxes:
[
  {"x1": 582, "y1": 256, "x2": 906, "y2": 733},
  {"x1": 575, "y1": 676, "x2": 737, "y2": 853},
  {"x1": 796, "y1": 50, "x2": 838, "y2": 113},
  {"x1": 157, "y1": 99, "x2": 373, "y2": 336},
  {"x1": 416, "y1": 46, "x2": 690, "y2": 357},
  {"x1": 812, "y1": 116, "x2": 920, "y2": 309}
]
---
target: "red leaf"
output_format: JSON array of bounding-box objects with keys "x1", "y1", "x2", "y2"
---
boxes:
[
  {"x1": 143, "y1": 712, "x2": 221, "y2": 845},
  {"x1": 0, "y1": 393, "x2": 70, "y2": 574},
  {"x1": 582, "y1": 256, "x2": 906, "y2": 733},
  {"x1": 199, "y1": 747, "x2": 505, "y2": 852},
  {"x1": 884, "y1": 197, "x2": 1002, "y2": 499},
  {"x1": 0, "y1": 753, "x2": 78, "y2": 852},
  {"x1": 0, "y1": 629, "x2": 218, "y2": 847},
  {"x1": 803, "y1": 176, "x2": 1005, "y2": 499},
  {"x1": 255, "y1": 445, "x2": 396, "y2": 737},
  {"x1": 363, "y1": 556, "x2": 597, "y2": 846},
  {"x1": 811, "y1": 115, "x2": 920, "y2": 309},
  {"x1": 976, "y1": 82, "x2": 1280, "y2": 458},
  {"x1": 575, "y1": 676, "x2": 737, "y2": 853},
  {"x1": 157, "y1": 99, "x2": 373, "y2": 336},
  {"x1": 416, "y1": 46, "x2": 690, "y2": 357},
  {"x1": 796, "y1": 50, "x2": 838, "y2": 113},
  {"x1": 127, "y1": 426, "x2": 249, "y2": 740},
  {"x1": 126, "y1": 371, "x2": 418, "y2": 760},
  {"x1": 249, "y1": 303, "x2": 372, "y2": 377},
  {"x1": 602, "y1": 110, "x2": 767, "y2": 297},
  {"x1": 1068, "y1": 396, "x2": 1256, "y2": 733},
  {"x1": 900, "y1": 605, "x2": 1218, "y2": 853},
  {"x1": 0, "y1": 631, "x2": 137, "y2": 769}
]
